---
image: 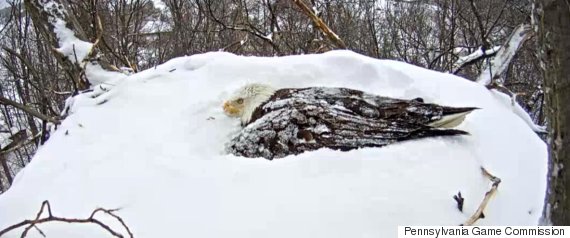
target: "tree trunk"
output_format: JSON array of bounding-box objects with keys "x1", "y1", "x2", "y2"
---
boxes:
[
  {"x1": 539, "y1": 0, "x2": 570, "y2": 225},
  {"x1": 0, "y1": 174, "x2": 4, "y2": 193},
  {"x1": 0, "y1": 154, "x2": 13, "y2": 186}
]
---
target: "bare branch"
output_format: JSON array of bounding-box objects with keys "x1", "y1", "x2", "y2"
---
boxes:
[
  {"x1": 468, "y1": 0, "x2": 489, "y2": 49},
  {"x1": 1, "y1": 133, "x2": 42, "y2": 156},
  {"x1": 0, "y1": 95, "x2": 60, "y2": 124},
  {"x1": 200, "y1": 0, "x2": 281, "y2": 54},
  {"x1": 0, "y1": 201, "x2": 133, "y2": 238},
  {"x1": 291, "y1": 0, "x2": 347, "y2": 49}
]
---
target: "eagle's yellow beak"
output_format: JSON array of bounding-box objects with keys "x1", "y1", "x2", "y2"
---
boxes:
[{"x1": 223, "y1": 101, "x2": 242, "y2": 117}]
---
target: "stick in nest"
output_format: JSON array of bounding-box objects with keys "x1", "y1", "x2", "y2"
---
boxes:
[
  {"x1": 461, "y1": 166, "x2": 502, "y2": 226},
  {"x1": 0, "y1": 200, "x2": 134, "y2": 238}
]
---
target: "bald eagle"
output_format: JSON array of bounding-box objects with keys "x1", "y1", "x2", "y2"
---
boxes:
[{"x1": 223, "y1": 84, "x2": 476, "y2": 159}]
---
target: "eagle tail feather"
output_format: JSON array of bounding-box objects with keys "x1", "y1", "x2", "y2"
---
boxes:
[
  {"x1": 429, "y1": 107, "x2": 478, "y2": 129},
  {"x1": 404, "y1": 128, "x2": 469, "y2": 143},
  {"x1": 425, "y1": 128, "x2": 470, "y2": 136}
]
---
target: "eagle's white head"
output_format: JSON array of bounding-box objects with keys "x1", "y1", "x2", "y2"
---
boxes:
[{"x1": 223, "y1": 83, "x2": 276, "y2": 125}]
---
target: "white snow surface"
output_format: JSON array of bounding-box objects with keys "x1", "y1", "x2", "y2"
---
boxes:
[
  {"x1": 0, "y1": 51, "x2": 547, "y2": 237},
  {"x1": 53, "y1": 19, "x2": 93, "y2": 63},
  {"x1": 150, "y1": 0, "x2": 166, "y2": 10}
]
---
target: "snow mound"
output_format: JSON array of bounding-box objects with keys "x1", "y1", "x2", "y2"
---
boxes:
[{"x1": 0, "y1": 51, "x2": 547, "y2": 238}]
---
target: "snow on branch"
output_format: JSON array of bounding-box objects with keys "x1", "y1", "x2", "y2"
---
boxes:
[
  {"x1": 291, "y1": 0, "x2": 347, "y2": 49},
  {"x1": 24, "y1": 0, "x2": 117, "y2": 89},
  {"x1": 471, "y1": 24, "x2": 544, "y2": 133},
  {"x1": 511, "y1": 101, "x2": 547, "y2": 133},
  {"x1": 476, "y1": 24, "x2": 533, "y2": 86},
  {"x1": 24, "y1": 0, "x2": 91, "y2": 89},
  {"x1": 451, "y1": 46, "x2": 501, "y2": 74},
  {"x1": 487, "y1": 85, "x2": 547, "y2": 133},
  {"x1": 25, "y1": 0, "x2": 93, "y2": 63}
]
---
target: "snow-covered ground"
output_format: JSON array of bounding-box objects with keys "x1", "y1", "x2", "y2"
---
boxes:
[{"x1": 0, "y1": 51, "x2": 547, "y2": 237}]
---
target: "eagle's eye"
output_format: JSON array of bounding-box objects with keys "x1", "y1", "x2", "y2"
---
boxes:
[{"x1": 236, "y1": 98, "x2": 244, "y2": 104}]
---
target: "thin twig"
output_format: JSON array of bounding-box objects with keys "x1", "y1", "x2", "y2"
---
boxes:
[
  {"x1": 201, "y1": 0, "x2": 281, "y2": 54},
  {"x1": 468, "y1": 0, "x2": 488, "y2": 50}
]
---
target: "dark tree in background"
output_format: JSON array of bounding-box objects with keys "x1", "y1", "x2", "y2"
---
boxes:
[{"x1": 539, "y1": 0, "x2": 570, "y2": 225}]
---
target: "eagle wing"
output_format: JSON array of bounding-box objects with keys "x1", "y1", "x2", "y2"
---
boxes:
[{"x1": 227, "y1": 87, "x2": 475, "y2": 159}]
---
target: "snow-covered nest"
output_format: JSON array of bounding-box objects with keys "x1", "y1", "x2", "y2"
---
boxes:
[{"x1": 0, "y1": 51, "x2": 546, "y2": 237}]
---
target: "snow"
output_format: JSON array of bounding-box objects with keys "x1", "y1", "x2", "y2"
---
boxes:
[
  {"x1": 264, "y1": 33, "x2": 273, "y2": 41},
  {"x1": 477, "y1": 24, "x2": 532, "y2": 85},
  {"x1": 52, "y1": 19, "x2": 93, "y2": 63},
  {"x1": 39, "y1": 0, "x2": 118, "y2": 86},
  {"x1": 140, "y1": 19, "x2": 171, "y2": 34},
  {"x1": 0, "y1": 51, "x2": 547, "y2": 237},
  {"x1": 451, "y1": 46, "x2": 501, "y2": 74},
  {"x1": 491, "y1": 90, "x2": 547, "y2": 133},
  {"x1": 84, "y1": 63, "x2": 128, "y2": 86},
  {"x1": 150, "y1": 0, "x2": 166, "y2": 10},
  {"x1": 40, "y1": 1, "x2": 93, "y2": 63}
]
